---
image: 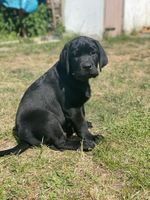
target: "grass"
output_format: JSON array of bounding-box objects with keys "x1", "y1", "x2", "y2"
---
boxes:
[{"x1": 0, "y1": 35, "x2": 150, "y2": 199}]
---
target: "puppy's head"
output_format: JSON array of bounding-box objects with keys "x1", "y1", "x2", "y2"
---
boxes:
[{"x1": 59, "y1": 36, "x2": 108, "y2": 81}]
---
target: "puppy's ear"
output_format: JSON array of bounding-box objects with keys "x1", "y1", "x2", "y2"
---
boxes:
[
  {"x1": 59, "y1": 42, "x2": 70, "y2": 74},
  {"x1": 94, "y1": 40, "x2": 108, "y2": 71}
]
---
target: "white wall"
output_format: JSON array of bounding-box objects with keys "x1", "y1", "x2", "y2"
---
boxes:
[
  {"x1": 62, "y1": 0, "x2": 104, "y2": 39},
  {"x1": 124, "y1": 0, "x2": 150, "y2": 33}
]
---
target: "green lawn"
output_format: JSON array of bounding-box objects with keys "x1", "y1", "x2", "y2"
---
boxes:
[{"x1": 0, "y1": 35, "x2": 150, "y2": 200}]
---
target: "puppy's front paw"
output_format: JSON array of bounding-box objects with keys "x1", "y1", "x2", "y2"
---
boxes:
[{"x1": 82, "y1": 140, "x2": 95, "y2": 151}]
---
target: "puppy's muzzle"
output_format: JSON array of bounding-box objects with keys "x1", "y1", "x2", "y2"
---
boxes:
[{"x1": 82, "y1": 65, "x2": 98, "y2": 78}]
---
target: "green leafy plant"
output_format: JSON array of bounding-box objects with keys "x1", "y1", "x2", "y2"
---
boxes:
[
  {"x1": 0, "y1": 6, "x2": 18, "y2": 34},
  {"x1": 0, "y1": 4, "x2": 53, "y2": 37},
  {"x1": 53, "y1": 21, "x2": 65, "y2": 37},
  {"x1": 21, "y1": 4, "x2": 52, "y2": 37}
]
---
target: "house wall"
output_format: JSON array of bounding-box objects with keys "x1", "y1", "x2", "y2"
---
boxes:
[
  {"x1": 62, "y1": 0, "x2": 104, "y2": 39},
  {"x1": 124, "y1": 0, "x2": 150, "y2": 33}
]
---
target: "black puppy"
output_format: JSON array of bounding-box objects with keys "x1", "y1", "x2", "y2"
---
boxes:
[{"x1": 0, "y1": 36, "x2": 108, "y2": 156}]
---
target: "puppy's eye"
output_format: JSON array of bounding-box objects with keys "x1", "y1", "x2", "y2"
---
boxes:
[{"x1": 90, "y1": 51, "x2": 96, "y2": 55}]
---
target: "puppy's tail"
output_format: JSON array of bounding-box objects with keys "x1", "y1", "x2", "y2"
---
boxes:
[{"x1": 0, "y1": 142, "x2": 30, "y2": 157}]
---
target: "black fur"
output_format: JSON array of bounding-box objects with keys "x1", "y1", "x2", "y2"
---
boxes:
[{"x1": 0, "y1": 36, "x2": 108, "y2": 156}]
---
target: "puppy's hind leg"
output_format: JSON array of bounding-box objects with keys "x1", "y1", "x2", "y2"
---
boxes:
[
  {"x1": 51, "y1": 124, "x2": 93, "y2": 151},
  {"x1": 50, "y1": 123, "x2": 81, "y2": 151},
  {"x1": 43, "y1": 116, "x2": 81, "y2": 150},
  {"x1": 54, "y1": 137, "x2": 81, "y2": 151}
]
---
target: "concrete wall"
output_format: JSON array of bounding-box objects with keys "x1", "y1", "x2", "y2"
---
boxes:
[
  {"x1": 124, "y1": 0, "x2": 150, "y2": 33},
  {"x1": 62, "y1": 0, "x2": 104, "y2": 39}
]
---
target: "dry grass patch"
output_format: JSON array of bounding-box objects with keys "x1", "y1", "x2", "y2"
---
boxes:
[{"x1": 0, "y1": 35, "x2": 150, "y2": 199}]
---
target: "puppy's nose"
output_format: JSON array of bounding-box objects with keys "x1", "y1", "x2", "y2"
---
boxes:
[{"x1": 83, "y1": 64, "x2": 92, "y2": 69}]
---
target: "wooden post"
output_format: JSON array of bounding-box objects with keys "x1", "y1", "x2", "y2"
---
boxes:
[{"x1": 46, "y1": 0, "x2": 57, "y2": 28}]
